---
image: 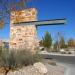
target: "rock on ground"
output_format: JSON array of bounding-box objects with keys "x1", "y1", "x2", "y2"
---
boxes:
[
  {"x1": 7, "y1": 66, "x2": 44, "y2": 75},
  {"x1": 33, "y1": 62, "x2": 47, "y2": 74},
  {"x1": 0, "y1": 73, "x2": 5, "y2": 75}
]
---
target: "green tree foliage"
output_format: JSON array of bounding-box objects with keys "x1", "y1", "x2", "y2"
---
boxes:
[
  {"x1": 43, "y1": 31, "x2": 52, "y2": 49},
  {"x1": 59, "y1": 37, "x2": 67, "y2": 48},
  {"x1": 53, "y1": 36, "x2": 67, "y2": 51}
]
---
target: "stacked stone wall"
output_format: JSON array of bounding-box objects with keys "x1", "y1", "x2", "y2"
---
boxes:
[{"x1": 9, "y1": 8, "x2": 38, "y2": 52}]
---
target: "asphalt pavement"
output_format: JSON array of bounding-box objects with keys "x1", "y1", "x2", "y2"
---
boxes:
[{"x1": 41, "y1": 53, "x2": 75, "y2": 75}]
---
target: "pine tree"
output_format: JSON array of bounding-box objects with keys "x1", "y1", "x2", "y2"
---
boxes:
[
  {"x1": 59, "y1": 37, "x2": 67, "y2": 48},
  {"x1": 43, "y1": 31, "x2": 52, "y2": 51}
]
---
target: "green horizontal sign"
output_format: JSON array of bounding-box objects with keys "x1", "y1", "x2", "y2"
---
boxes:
[{"x1": 14, "y1": 19, "x2": 66, "y2": 26}]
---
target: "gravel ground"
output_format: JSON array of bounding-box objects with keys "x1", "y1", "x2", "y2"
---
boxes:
[{"x1": 43, "y1": 60, "x2": 66, "y2": 75}]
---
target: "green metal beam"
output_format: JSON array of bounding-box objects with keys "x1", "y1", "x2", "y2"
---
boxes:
[{"x1": 14, "y1": 18, "x2": 66, "y2": 26}]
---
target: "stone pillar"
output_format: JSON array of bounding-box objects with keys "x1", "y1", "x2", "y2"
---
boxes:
[{"x1": 9, "y1": 8, "x2": 38, "y2": 52}]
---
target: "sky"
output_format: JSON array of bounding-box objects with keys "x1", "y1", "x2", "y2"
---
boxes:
[{"x1": 0, "y1": 0, "x2": 75, "y2": 42}]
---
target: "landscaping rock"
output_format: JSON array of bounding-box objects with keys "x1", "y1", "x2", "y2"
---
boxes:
[
  {"x1": 0, "y1": 67, "x2": 5, "y2": 75},
  {"x1": 33, "y1": 62, "x2": 48, "y2": 74},
  {"x1": 0, "y1": 73, "x2": 5, "y2": 75},
  {"x1": 7, "y1": 65, "x2": 44, "y2": 75}
]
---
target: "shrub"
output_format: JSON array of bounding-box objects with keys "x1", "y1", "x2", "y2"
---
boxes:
[
  {"x1": 15, "y1": 50, "x2": 42, "y2": 67},
  {"x1": 0, "y1": 50, "x2": 16, "y2": 75},
  {"x1": 61, "y1": 51, "x2": 66, "y2": 54},
  {"x1": 0, "y1": 49, "x2": 42, "y2": 75},
  {"x1": 0, "y1": 49, "x2": 42, "y2": 67},
  {"x1": 15, "y1": 50, "x2": 33, "y2": 67},
  {"x1": 67, "y1": 52, "x2": 72, "y2": 54},
  {"x1": 0, "y1": 50, "x2": 17, "y2": 69},
  {"x1": 0, "y1": 46, "x2": 2, "y2": 56}
]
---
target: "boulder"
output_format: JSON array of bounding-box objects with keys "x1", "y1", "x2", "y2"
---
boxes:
[
  {"x1": 7, "y1": 70, "x2": 23, "y2": 75},
  {"x1": 0, "y1": 67, "x2": 5, "y2": 75},
  {"x1": 33, "y1": 62, "x2": 47, "y2": 74},
  {"x1": 7, "y1": 66, "x2": 44, "y2": 75},
  {"x1": 0, "y1": 73, "x2": 5, "y2": 75}
]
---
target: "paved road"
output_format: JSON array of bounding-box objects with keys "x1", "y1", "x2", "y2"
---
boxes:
[
  {"x1": 40, "y1": 53, "x2": 75, "y2": 75},
  {"x1": 58, "y1": 62, "x2": 75, "y2": 75}
]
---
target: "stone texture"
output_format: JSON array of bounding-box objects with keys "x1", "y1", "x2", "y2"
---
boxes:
[
  {"x1": 9, "y1": 8, "x2": 39, "y2": 52},
  {"x1": 7, "y1": 66, "x2": 43, "y2": 75},
  {"x1": 0, "y1": 67, "x2": 5, "y2": 75},
  {"x1": 33, "y1": 62, "x2": 47, "y2": 74},
  {"x1": 0, "y1": 73, "x2": 5, "y2": 75}
]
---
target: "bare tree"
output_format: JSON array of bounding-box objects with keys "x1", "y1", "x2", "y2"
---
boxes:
[{"x1": 0, "y1": 0, "x2": 29, "y2": 28}]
